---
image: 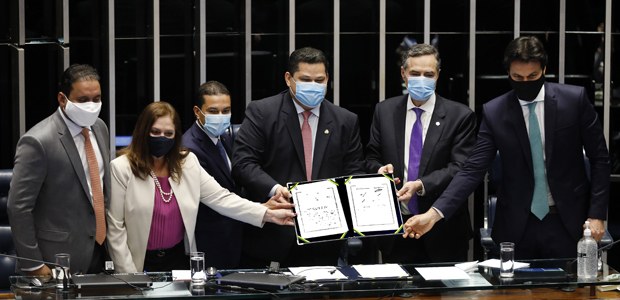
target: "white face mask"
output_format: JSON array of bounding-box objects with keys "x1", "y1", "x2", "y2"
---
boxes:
[{"x1": 63, "y1": 95, "x2": 102, "y2": 127}]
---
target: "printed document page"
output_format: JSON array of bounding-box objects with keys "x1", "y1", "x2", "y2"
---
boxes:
[
  {"x1": 345, "y1": 176, "x2": 400, "y2": 233},
  {"x1": 292, "y1": 180, "x2": 348, "y2": 239}
]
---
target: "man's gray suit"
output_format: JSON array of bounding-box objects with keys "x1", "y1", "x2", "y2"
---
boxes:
[{"x1": 8, "y1": 109, "x2": 110, "y2": 273}]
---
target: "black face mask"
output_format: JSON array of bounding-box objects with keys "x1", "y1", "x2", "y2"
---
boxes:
[
  {"x1": 509, "y1": 75, "x2": 545, "y2": 101},
  {"x1": 148, "y1": 136, "x2": 175, "y2": 158}
]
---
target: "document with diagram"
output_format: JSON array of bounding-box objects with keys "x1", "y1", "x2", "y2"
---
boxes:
[{"x1": 288, "y1": 173, "x2": 402, "y2": 244}]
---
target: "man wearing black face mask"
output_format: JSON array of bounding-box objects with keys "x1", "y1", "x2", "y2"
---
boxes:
[{"x1": 402, "y1": 36, "x2": 610, "y2": 259}]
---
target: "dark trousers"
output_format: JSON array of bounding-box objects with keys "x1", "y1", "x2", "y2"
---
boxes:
[
  {"x1": 143, "y1": 242, "x2": 189, "y2": 272},
  {"x1": 514, "y1": 210, "x2": 577, "y2": 259},
  {"x1": 87, "y1": 242, "x2": 107, "y2": 274}
]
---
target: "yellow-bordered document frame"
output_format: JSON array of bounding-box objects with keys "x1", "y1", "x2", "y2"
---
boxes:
[{"x1": 287, "y1": 173, "x2": 403, "y2": 245}]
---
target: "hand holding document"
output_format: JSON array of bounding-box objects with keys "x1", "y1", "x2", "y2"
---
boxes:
[{"x1": 288, "y1": 174, "x2": 403, "y2": 244}]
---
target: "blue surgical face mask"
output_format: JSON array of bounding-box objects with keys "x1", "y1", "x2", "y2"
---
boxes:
[
  {"x1": 291, "y1": 79, "x2": 327, "y2": 108},
  {"x1": 201, "y1": 113, "x2": 231, "y2": 137},
  {"x1": 407, "y1": 76, "x2": 436, "y2": 101}
]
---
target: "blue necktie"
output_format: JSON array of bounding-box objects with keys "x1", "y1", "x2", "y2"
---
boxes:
[
  {"x1": 407, "y1": 107, "x2": 424, "y2": 215},
  {"x1": 527, "y1": 102, "x2": 549, "y2": 220},
  {"x1": 216, "y1": 139, "x2": 230, "y2": 170}
]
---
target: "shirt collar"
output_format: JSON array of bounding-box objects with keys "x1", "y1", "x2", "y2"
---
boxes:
[
  {"x1": 58, "y1": 106, "x2": 89, "y2": 137},
  {"x1": 518, "y1": 84, "x2": 546, "y2": 106},
  {"x1": 293, "y1": 99, "x2": 321, "y2": 117},
  {"x1": 406, "y1": 93, "x2": 436, "y2": 112}
]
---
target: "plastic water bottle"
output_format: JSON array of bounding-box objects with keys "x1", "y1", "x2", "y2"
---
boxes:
[{"x1": 577, "y1": 221, "x2": 598, "y2": 280}]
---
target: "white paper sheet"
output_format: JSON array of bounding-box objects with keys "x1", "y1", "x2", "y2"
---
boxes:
[
  {"x1": 143, "y1": 282, "x2": 192, "y2": 296},
  {"x1": 345, "y1": 177, "x2": 400, "y2": 233},
  {"x1": 478, "y1": 259, "x2": 530, "y2": 269},
  {"x1": 291, "y1": 180, "x2": 348, "y2": 239},
  {"x1": 288, "y1": 266, "x2": 347, "y2": 281},
  {"x1": 171, "y1": 270, "x2": 192, "y2": 281},
  {"x1": 353, "y1": 264, "x2": 409, "y2": 278},
  {"x1": 415, "y1": 266, "x2": 471, "y2": 280},
  {"x1": 442, "y1": 273, "x2": 492, "y2": 287}
]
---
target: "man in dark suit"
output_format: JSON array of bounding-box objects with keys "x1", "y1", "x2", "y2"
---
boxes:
[
  {"x1": 366, "y1": 44, "x2": 476, "y2": 263},
  {"x1": 8, "y1": 64, "x2": 110, "y2": 275},
  {"x1": 403, "y1": 36, "x2": 610, "y2": 259},
  {"x1": 182, "y1": 81, "x2": 244, "y2": 269},
  {"x1": 233, "y1": 47, "x2": 365, "y2": 267}
]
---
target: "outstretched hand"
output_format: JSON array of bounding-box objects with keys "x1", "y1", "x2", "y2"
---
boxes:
[
  {"x1": 402, "y1": 209, "x2": 442, "y2": 239},
  {"x1": 262, "y1": 192, "x2": 296, "y2": 226},
  {"x1": 263, "y1": 208, "x2": 296, "y2": 226},
  {"x1": 378, "y1": 164, "x2": 401, "y2": 185},
  {"x1": 396, "y1": 180, "x2": 423, "y2": 202}
]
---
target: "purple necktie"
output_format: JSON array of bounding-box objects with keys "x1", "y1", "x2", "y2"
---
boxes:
[{"x1": 407, "y1": 107, "x2": 424, "y2": 215}]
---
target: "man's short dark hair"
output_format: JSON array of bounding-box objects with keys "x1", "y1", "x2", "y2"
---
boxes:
[
  {"x1": 197, "y1": 81, "x2": 230, "y2": 106},
  {"x1": 59, "y1": 64, "x2": 100, "y2": 96},
  {"x1": 503, "y1": 36, "x2": 548, "y2": 72},
  {"x1": 288, "y1": 47, "x2": 330, "y2": 75},
  {"x1": 401, "y1": 44, "x2": 441, "y2": 71}
]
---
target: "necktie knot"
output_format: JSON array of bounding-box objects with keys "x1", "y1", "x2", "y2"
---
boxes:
[
  {"x1": 526, "y1": 101, "x2": 537, "y2": 112},
  {"x1": 81, "y1": 127, "x2": 90, "y2": 138},
  {"x1": 413, "y1": 107, "x2": 424, "y2": 119},
  {"x1": 302, "y1": 110, "x2": 312, "y2": 121}
]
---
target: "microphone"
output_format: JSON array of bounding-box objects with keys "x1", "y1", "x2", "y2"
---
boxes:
[
  {"x1": 597, "y1": 237, "x2": 620, "y2": 253},
  {"x1": 0, "y1": 253, "x2": 69, "y2": 291}
]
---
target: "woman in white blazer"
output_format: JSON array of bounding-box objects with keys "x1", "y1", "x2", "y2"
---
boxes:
[{"x1": 107, "y1": 101, "x2": 295, "y2": 272}]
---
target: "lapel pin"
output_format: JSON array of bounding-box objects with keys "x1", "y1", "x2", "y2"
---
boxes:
[
  {"x1": 435, "y1": 122, "x2": 440, "y2": 126},
  {"x1": 324, "y1": 129, "x2": 330, "y2": 135}
]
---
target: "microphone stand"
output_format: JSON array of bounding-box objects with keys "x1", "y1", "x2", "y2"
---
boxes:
[{"x1": 0, "y1": 253, "x2": 70, "y2": 291}]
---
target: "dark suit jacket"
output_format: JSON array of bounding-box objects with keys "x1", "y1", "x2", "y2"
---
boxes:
[
  {"x1": 232, "y1": 90, "x2": 365, "y2": 263},
  {"x1": 8, "y1": 109, "x2": 110, "y2": 273},
  {"x1": 366, "y1": 94, "x2": 477, "y2": 261},
  {"x1": 434, "y1": 82, "x2": 610, "y2": 244},
  {"x1": 182, "y1": 122, "x2": 243, "y2": 269}
]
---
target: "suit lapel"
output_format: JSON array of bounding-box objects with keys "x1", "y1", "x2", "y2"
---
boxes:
[
  {"x1": 419, "y1": 97, "x2": 447, "y2": 175},
  {"x1": 283, "y1": 93, "x2": 307, "y2": 173},
  {"x1": 506, "y1": 92, "x2": 534, "y2": 174},
  {"x1": 543, "y1": 83, "x2": 556, "y2": 167},
  {"x1": 393, "y1": 96, "x2": 407, "y2": 177},
  {"x1": 219, "y1": 133, "x2": 236, "y2": 187},
  {"x1": 53, "y1": 111, "x2": 91, "y2": 201},
  {"x1": 193, "y1": 124, "x2": 234, "y2": 184},
  {"x1": 312, "y1": 102, "x2": 333, "y2": 179}
]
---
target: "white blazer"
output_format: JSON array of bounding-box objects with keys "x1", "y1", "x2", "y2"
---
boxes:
[{"x1": 107, "y1": 152, "x2": 267, "y2": 272}]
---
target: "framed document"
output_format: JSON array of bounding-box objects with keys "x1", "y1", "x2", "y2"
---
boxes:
[{"x1": 287, "y1": 173, "x2": 403, "y2": 245}]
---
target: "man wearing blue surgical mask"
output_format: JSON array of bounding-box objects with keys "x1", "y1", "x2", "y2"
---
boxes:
[
  {"x1": 366, "y1": 44, "x2": 477, "y2": 263},
  {"x1": 182, "y1": 81, "x2": 243, "y2": 269},
  {"x1": 233, "y1": 47, "x2": 365, "y2": 267}
]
